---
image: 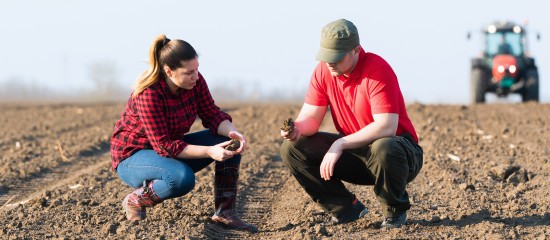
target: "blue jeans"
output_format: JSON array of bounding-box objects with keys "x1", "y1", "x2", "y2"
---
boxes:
[{"x1": 116, "y1": 130, "x2": 241, "y2": 199}]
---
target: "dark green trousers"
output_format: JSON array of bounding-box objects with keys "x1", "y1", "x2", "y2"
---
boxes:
[{"x1": 280, "y1": 132, "x2": 423, "y2": 218}]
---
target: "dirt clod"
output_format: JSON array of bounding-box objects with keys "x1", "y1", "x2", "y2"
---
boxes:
[
  {"x1": 225, "y1": 139, "x2": 241, "y2": 151},
  {"x1": 280, "y1": 117, "x2": 295, "y2": 133}
]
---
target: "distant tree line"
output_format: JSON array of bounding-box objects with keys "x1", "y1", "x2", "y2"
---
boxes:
[{"x1": 0, "y1": 60, "x2": 305, "y2": 103}]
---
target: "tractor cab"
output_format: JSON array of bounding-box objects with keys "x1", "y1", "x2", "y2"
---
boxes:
[{"x1": 485, "y1": 23, "x2": 524, "y2": 57}]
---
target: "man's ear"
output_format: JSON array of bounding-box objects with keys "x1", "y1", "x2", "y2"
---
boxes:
[
  {"x1": 354, "y1": 46, "x2": 361, "y2": 55},
  {"x1": 163, "y1": 65, "x2": 172, "y2": 78}
]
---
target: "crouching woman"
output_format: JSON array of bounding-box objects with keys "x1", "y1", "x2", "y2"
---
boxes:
[{"x1": 110, "y1": 34, "x2": 257, "y2": 233}]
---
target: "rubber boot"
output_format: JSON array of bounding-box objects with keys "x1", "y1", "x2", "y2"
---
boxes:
[
  {"x1": 211, "y1": 162, "x2": 258, "y2": 233},
  {"x1": 122, "y1": 180, "x2": 163, "y2": 221}
]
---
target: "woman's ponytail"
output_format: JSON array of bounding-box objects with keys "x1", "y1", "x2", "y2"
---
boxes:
[{"x1": 132, "y1": 34, "x2": 170, "y2": 97}]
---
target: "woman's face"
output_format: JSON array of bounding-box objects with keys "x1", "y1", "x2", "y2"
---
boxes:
[{"x1": 165, "y1": 58, "x2": 200, "y2": 92}]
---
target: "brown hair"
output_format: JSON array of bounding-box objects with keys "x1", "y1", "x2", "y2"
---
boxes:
[{"x1": 132, "y1": 34, "x2": 198, "y2": 97}]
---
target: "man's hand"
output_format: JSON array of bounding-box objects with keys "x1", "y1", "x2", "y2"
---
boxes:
[
  {"x1": 281, "y1": 117, "x2": 301, "y2": 141},
  {"x1": 281, "y1": 127, "x2": 301, "y2": 142},
  {"x1": 320, "y1": 139, "x2": 344, "y2": 180}
]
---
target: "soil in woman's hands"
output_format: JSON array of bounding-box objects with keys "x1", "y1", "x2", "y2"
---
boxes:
[{"x1": 225, "y1": 139, "x2": 241, "y2": 151}]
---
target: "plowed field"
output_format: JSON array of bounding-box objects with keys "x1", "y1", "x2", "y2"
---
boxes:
[{"x1": 1, "y1": 102, "x2": 548, "y2": 239}]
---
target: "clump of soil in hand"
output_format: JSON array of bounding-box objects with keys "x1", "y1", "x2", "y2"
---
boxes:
[
  {"x1": 280, "y1": 117, "x2": 295, "y2": 133},
  {"x1": 225, "y1": 139, "x2": 241, "y2": 151}
]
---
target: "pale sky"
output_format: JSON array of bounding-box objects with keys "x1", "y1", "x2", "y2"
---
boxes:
[{"x1": 1, "y1": 0, "x2": 548, "y2": 103}]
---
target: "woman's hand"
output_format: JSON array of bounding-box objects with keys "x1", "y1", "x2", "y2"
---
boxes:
[
  {"x1": 207, "y1": 142, "x2": 236, "y2": 161},
  {"x1": 228, "y1": 131, "x2": 247, "y2": 154}
]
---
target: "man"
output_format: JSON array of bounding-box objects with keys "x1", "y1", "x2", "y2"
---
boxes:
[
  {"x1": 280, "y1": 19, "x2": 423, "y2": 228},
  {"x1": 497, "y1": 35, "x2": 513, "y2": 55}
]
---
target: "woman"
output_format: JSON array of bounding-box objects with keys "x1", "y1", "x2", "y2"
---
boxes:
[{"x1": 110, "y1": 34, "x2": 257, "y2": 233}]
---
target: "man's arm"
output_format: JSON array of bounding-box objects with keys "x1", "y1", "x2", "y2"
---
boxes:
[
  {"x1": 336, "y1": 113, "x2": 398, "y2": 150},
  {"x1": 320, "y1": 113, "x2": 398, "y2": 180},
  {"x1": 281, "y1": 103, "x2": 327, "y2": 141},
  {"x1": 296, "y1": 103, "x2": 327, "y2": 136}
]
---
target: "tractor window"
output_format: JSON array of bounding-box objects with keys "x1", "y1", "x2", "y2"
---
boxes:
[{"x1": 486, "y1": 32, "x2": 523, "y2": 56}]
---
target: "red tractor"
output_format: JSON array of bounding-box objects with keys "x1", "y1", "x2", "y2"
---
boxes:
[{"x1": 469, "y1": 21, "x2": 539, "y2": 103}]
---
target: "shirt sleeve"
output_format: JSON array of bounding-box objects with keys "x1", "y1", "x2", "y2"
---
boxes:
[
  {"x1": 134, "y1": 89, "x2": 187, "y2": 158},
  {"x1": 305, "y1": 63, "x2": 329, "y2": 106},
  {"x1": 368, "y1": 66, "x2": 401, "y2": 114},
  {"x1": 194, "y1": 73, "x2": 232, "y2": 134}
]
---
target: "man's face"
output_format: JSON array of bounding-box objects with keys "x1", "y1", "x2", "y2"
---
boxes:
[{"x1": 326, "y1": 48, "x2": 360, "y2": 77}]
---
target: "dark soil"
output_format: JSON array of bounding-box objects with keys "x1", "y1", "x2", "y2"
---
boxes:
[
  {"x1": 0, "y1": 102, "x2": 549, "y2": 239},
  {"x1": 225, "y1": 139, "x2": 241, "y2": 151},
  {"x1": 280, "y1": 117, "x2": 295, "y2": 133}
]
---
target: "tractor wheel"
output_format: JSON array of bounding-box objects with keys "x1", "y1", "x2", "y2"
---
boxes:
[
  {"x1": 470, "y1": 67, "x2": 488, "y2": 104},
  {"x1": 522, "y1": 69, "x2": 539, "y2": 102}
]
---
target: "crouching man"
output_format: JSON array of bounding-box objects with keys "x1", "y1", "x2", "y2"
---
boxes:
[{"x1": 280, "y1": 19, "x2": 423, "y2": 228}]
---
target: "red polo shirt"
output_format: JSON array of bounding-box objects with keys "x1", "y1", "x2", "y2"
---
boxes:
[
  {"x1": 305, "y1": 47, "x2": 418, "y2": 143},
  {"x1": 110, "y1": 73, "x2": 232, "y2": 170}
]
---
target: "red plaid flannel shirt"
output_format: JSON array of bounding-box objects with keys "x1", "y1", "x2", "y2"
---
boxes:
[{"x1": 110, "y1": 73, "x2": 231, "y2": 170}]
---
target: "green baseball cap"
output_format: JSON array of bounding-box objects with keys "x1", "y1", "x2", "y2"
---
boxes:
[{"x1": 316, "y1": 19, "x2": 360, "y2": 63}]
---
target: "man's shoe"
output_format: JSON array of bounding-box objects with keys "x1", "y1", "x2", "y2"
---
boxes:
[
  {"x1": 330, "y1": 196, "x2": 369, "y2": 224},
  {"x1": 381, "y1": 212, "x2": 407, "y2": 229}
]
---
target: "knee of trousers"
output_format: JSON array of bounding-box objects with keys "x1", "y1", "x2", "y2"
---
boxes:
[
  {"x1": 165, "y1": 166, "x2": 196, "y2": 197},
  {"x1": 223, "y1": 154, "x2": 241, "y2": 165},
  {"x1": 370, "y1": 137, "x2": 407, "y2": 169},
  {"x1": 280, "y1": 140, "x2": 298, "y2": 165},
  {"x1": 279, "y1": 139, "x2": 319, "y2": 171}
]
